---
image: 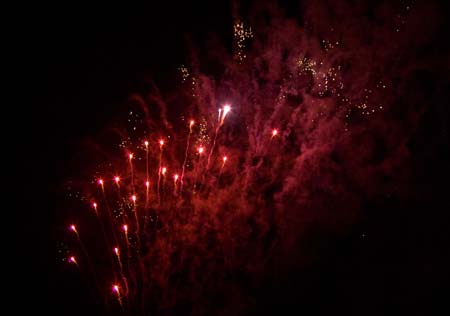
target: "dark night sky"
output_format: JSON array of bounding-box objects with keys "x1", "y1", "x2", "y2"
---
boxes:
[{"x1": 14, "y1": 1, "x2": 450, "y2": 315}]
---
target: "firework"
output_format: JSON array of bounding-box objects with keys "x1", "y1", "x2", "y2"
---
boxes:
[
  {"x1": 69, "y1": 256, "x2": 77, "y2": 265},
  {"x1": 61, "y1": 1, "x2": 431, "y2": 314},
  {"x1": 180, "y1": 120, "x2": 194, "y2": 193}
]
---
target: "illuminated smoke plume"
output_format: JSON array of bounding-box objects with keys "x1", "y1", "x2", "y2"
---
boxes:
[{"x1": 62, "y1": 1, "x2": 445, "y2": 315}]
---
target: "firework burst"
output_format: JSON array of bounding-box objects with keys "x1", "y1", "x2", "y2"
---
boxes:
[{"x1": 61, "y1": 1, "x2": 436, "y2": 314}]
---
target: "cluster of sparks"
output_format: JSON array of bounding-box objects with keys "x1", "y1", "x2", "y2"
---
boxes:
[
  {"x1": 65, "y1": 102, "x2": 279, "y2": 314},
  {"x1": 296, "y1": 51, "x2": 387, "y2": 118},
  {"x1": 178, "y1": 65, "x2": 190, "y2": 83},
  {"x1": 233, "y1": 21, "x2": 253, "y2": 63}
]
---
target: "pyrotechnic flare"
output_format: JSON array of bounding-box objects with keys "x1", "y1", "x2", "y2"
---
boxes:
[
  {"x1": 157, "y1": 139, "x2": 164, "y2": 205},
  {"x1": 98, "y1": 174, "x2": 119, "y2": 247},
  {"x1": 114, "y1": 247, "x2": 125, "y2": 281},
  {"x1": 122, "y1": 225, "x2": 129, "y2": 248},
  {"x1": 144, "y1": 140, "x2": 149, "y2": 186},
  {"x1": 69, "y1": 256, "x2": 77, "y2": 264},
  {"x1": 207, "y1": 104, "x2": 231, "y2": 170},
  {"x1": 131, "y1": 195, "x2": 138, "y2": 231},
  {"x1": 70, "y1": 224, "x2": 77, "y2": 233},
  {"x1": 98, "y1": 179, "x2": 104, "y2": 192},
  {"x1": 220, "y1": 104, "x2": 231, "y2": 125},
  {"x1": 69, "y1": 223, "x2": 103, "y2": 300},
  {"x1": 113, "y1": 284, "x2": 123, "y2": 306},
  {"x1": 219, "y1": 155, "x2": 228, "y2": 175},
  {"x1": 145, "y1": 181, "x2": 150, "y2": 206},
  {"x1": 130, "y1": 195, "x2": 141, "y2": 251},
  {"x1": 121, "y1": 224, "x2": 132, "y2": 291},
  {"x1": 129, "y1": 153, "x2": 135, "y2": 194},
  {"x1": 272, "y1": 129, "x2": 278, "y2": 137},
  {"x1": 92, "y1": 202, "x2": 98, "y2": 216},
  {"x1": 180, "y1": 120, "x2": 194, "y2": 193}
]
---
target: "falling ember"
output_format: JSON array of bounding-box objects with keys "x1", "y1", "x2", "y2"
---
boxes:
[
  {"x1": 198, "y1": 147, "x2": 204, "y2": 155},
  {"x1": 91, "y1": 203, "x2": 98, "y2": 216},
  {"x1": 272, "y1": 129, "x2": 278, "y2": 137},
  {"x1": 113, "y1": 284, "x2": 123, "y2": 306},
  {"x1": 145, "y1": 181, "x2": 150, "y2": 188},
  {"x1": 98, "y1": 179, "x2": 104, "y2": 185},
  {"x1": 114, "y1": 246, "x2": 124, "y2": 274},
  {"x1": 144, "y1": 140, "x2": 149, "y2": 147},
  {"x1": 114, "y1": 176, "x2": 120, "y2": 184},
  {"x1": 162, "y1": 167, "x2": 167, "y2": 175},
  {"x1": 129, "y1": 153, "x2": 133, "y2": 160},
  {"x1": 190, "y1": 120, "x2": 194, "y2": 127},
  {"x1": 122, "y1": 225, "x2": 127, "y2": 232},
  {"x1": 70, "y1": 224, "x2": 76, "y2": 232},
  {"x1": 174, "y1": 174, "x2": 179, "y2": 182},
  {"x1": 159, "y1": 139, "x2": 164, "y2": 147},
  {"x1": 69, "y1": 256, "x2": 77, "y2": 264},
  {"x1": 131, "y1": 195, "x2": 136, "y2": 203},
  {"x1": 219, "y1": 155, "x2": 228, "y2": 176}
]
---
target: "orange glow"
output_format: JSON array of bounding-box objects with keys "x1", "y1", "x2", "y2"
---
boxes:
[
  {"x1": 123, "y1": 225, "x2": 128, "y2": 232},
  {"x1": 190, "y1": 120, "x2": 194, "y2": 127},
  {"x1": 159, "y1": 139, "x2": 164, "y2": 146},
  {"x1": 272, "y1": 129, "x2": 278, "y2": 137},
  {"x1": 69, "y1": 256, "x2": 76, "y2": 263},
  {"x1": 162, "y1": 167, "x2": 167, "y2": 175},
  {"x1": 129, "y1": 153, "x2": 133, "y2": 160},
  {"x1": 92, "y1": 202, "x2": 97, "y2": 209},
  {"x1": 98, "y1": 179, "x2": 103, "y2": 185},
  {"x1": 144, "y1": 140, "x2": 149, "y2": 147},
  {"x1": 70, "y1": 224, "x2": 76, "y2": 232},
  {"x1": 113, "y1": 285, "x2": 119, "y2": 293},
  {"x1": 145, "y1": 181, "x2": 150, "y2": 188},
  {"x1": 198, "y1": 147, "x2": 204, "y2": 154},
  {"x1": 223, "y1": 156, "x2": 227, "y2": 162},
  {"x1": 131, "y1": 195, "x2": 136, "y2": 202},
  {"x1": 114, "y1": 247, "x2": 119, "y2": 255},
  {"x1": 174, "y1": 174, "x2": 179, "y2": 181},
  {"x1": 114, "y1": 176, "x2": 120, "y2": 183}
]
